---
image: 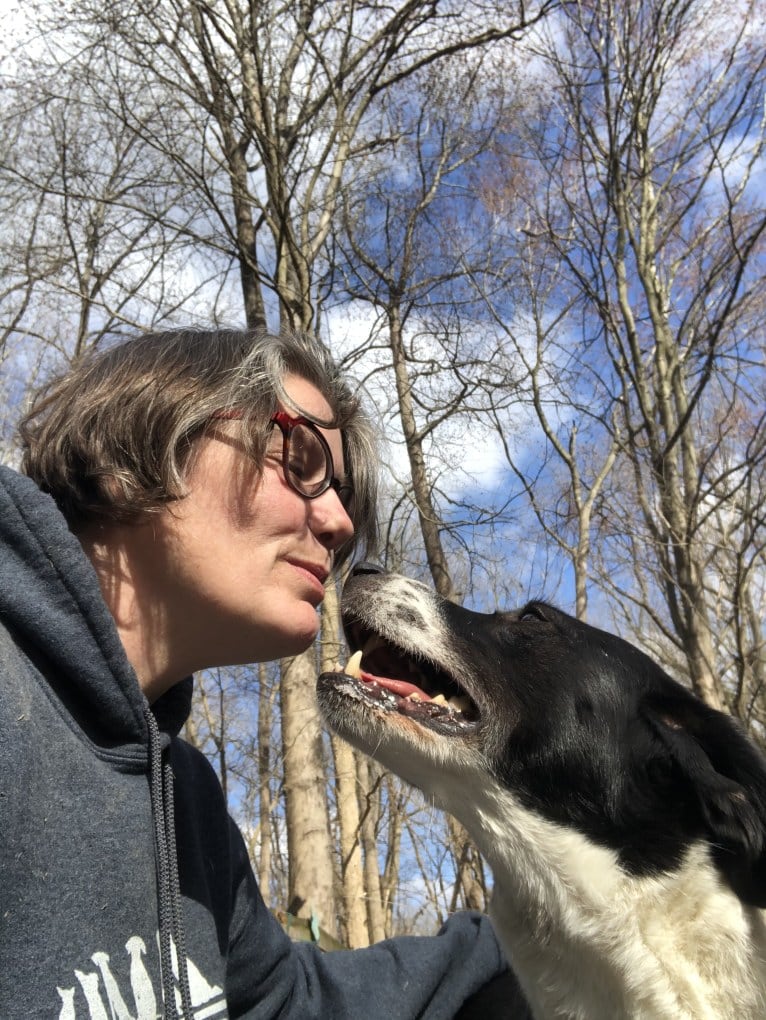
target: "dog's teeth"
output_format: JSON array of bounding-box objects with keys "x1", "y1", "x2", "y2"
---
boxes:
[
  {"x1": 407, "y1": 692, "x2": 423, "y2": 702},
  {"x1": 344, "y1": 650, "x2": 363, "y2": 678},
  {"x1": 448, "y1": 695, "x2": 472, "y2": 713},
  {"x1": 432, "y1": 694, "x2": 448, "y2": 706}
]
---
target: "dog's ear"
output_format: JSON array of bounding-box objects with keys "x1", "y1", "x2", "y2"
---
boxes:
[{"x1": 645, "y1": 688, "x2": 766, "y2": 907}]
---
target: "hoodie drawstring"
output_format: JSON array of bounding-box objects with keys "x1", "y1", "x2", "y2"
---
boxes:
[{"x1": 144, "y1": 703, "x2": 195, "y2": 1019}]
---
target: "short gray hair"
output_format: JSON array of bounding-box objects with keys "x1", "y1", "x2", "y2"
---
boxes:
[{"x1": 20, "y1": 327, "x2": 379, "y2": 567}]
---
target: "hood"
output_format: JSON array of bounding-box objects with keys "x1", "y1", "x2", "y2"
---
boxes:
[{"x1": 0, "y1": 465, "x2": 191, "y2": 751}]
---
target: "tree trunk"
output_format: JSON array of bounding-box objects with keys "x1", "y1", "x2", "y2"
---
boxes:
[
  {"x1": 279, "y1": 647, "x2": 337, "y2": 936},
  {"x1": 356, "y1": 755, "x2": 387, "y2": 943},
  {"x1": 257, "y1": 662, "x2": 274, "y2": 897},
  {"x1": 330, "y1": 735, "x2": 368, "y2": 946},
  {"x1": 388, "y1": 302, "x2": 458, "y2": 603},
  {"x1": 322, "y1": 581, "x2": 369, "y2": 947}
]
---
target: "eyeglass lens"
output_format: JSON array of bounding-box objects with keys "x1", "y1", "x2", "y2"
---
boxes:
[
  {"x1": 272, "y1": 413, "x2": 353, "y2": 513},
  {"x1": 286, "y1": 422, "x2": 331, "y2": 496}
]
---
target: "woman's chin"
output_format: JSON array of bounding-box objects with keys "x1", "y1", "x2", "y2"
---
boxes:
[{"x1": 272, "y1": 617, "x2": 322, "y2": 660}]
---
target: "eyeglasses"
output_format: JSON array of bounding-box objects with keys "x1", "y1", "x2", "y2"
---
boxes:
[
  {"x1": 270, "y1": 410, "x2": 354, "y2": 512},
  {"x1": 212, "y1": 408, "x2": 353, "y2": 514}
]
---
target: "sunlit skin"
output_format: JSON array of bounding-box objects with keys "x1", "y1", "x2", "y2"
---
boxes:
[{"x1": 80, "y1": 375, "x2": 354, "y2": 702}]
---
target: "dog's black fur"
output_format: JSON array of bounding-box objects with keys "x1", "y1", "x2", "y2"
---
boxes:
[{"x1": 436, "y1": 597, "x2": 766, "y2": 902}]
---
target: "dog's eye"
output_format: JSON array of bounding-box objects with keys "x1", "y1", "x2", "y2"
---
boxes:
[{"x1": 520, "y1": 603, "x2": 547, "y2": 622}]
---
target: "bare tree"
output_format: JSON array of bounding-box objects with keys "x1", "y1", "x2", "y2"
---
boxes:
[
  {"x1": 332, "y1": 58, "x2": 523, "y2": 595},
  {"x1": 0, "y1": 55, "x2": 210, "y2": 368},
  {"x1": 56, "y1": 0, "x2": 558, "y2": 333},
  {"x1": 466, "y1": 222, "x2": 622, "y2": 618},
  {"x1": 329, "y1": 57, "x2": 543, "y2": 909},
  {"x1": 482, "y1": 0, "x2": 766, "y2": 714}
]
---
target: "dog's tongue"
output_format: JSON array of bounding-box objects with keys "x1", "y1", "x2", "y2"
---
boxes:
[
  {"x1": 360, "y1": 670, "x2": 431, "y2": 701},
  {"x1": 341, "y1": 651, "x2": 432, "y2": 701},
  {"x1": 340, "y1": 651, "x2": 474, "y2": 718}
]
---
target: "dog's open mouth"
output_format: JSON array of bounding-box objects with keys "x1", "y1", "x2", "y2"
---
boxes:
[{"x1": 324, "y1": 623, "x2": 481, "y2": 736}]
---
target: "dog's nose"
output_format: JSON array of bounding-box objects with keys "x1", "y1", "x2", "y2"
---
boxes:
[{"x1": 350, "y1": 561, "x2": 384, "y2": 577}]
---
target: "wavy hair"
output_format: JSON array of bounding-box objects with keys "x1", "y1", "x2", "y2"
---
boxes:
[{"x1": 19, "y1": 327, "x2": 379, "y2": 567}]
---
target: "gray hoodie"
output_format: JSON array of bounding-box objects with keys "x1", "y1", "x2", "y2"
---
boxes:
[{"x1": 0, "y1": 465, "x2": 514, "y2": 1019}]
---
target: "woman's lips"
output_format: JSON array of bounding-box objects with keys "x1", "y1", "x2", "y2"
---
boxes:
[{"x1": 287, "y1": 559, "x2": 329, "y2": 596}]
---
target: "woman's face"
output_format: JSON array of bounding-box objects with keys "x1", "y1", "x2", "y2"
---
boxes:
[{"x1": 153, "y1": 374, "x2": 354, "y2": 673}]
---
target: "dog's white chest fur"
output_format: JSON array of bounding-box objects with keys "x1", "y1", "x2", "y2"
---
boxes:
[{"x1": 454, "y1": 780, "x2": 766, "y2": 1020}]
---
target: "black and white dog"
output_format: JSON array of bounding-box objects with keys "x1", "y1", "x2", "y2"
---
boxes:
[{"x1": 317, "y1": 567, "x2": 766, "y2": 1019}]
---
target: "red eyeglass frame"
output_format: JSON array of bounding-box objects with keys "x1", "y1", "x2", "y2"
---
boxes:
[{"x1": 211, "y1": 407, "x2": 353, "y2": 512}]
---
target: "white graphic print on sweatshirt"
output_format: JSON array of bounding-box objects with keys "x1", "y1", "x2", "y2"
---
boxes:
[{"x1": 56, "y1": 934, "x2": 226, "y2": 1019}]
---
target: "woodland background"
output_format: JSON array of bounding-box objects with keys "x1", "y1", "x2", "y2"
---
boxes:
[{"x1": 1, "y1": 0, "x2": 764, "y2": 947}]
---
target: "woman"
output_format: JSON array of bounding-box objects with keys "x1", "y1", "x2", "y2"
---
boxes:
[{"x1": 0, "y1": 327, "x2": 527, "y2": 1017}]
